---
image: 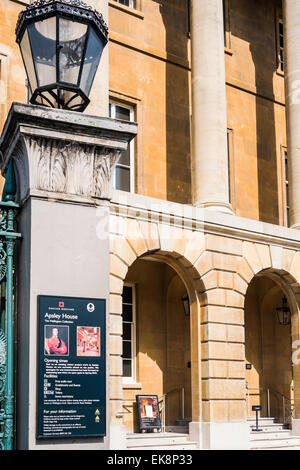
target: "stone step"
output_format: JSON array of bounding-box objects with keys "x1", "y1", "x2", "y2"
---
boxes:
[
  {"x1": 252, "y1": 443, "x2": 300, "y2": 450},
  {"x1": 165, "y1": 425, "x2": 189, "y2": 433},
  {"x1": 175, "y1": 419, "x2": 192, "y2": 426},
  {"x1": 247, "y1": 417, "x2": 279, "y2": 424},
  {"x1": 250, "y1": 430, "x2": 291, "y2": 440},
  {"x1": 126, "y1": 432, "x2": 190, "y2": 447},
  {"x1": 126, "y1": 432, "x2": 198, "y2": 450},
  {"x1": 127, "y1": 442, "x2": 198, "y2": 451},
  {"x1": 249, "y1": 423, "x2": 287, "y2": 432},
  {"x1": 250, "y1": 437, "x2": 300, "y2": 449}
]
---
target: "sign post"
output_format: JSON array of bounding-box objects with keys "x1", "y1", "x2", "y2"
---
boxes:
[
  {"x1": 37, "y1": 295, "x2": 106, "y2": 439},
  {"x1": 252, "y1": 405, "x2": 262, "y2": 432}
]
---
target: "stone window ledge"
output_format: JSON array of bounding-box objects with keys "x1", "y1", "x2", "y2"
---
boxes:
[
  {"x1": 123, "y1": 382, "x2": 142, "y2": 390},
  {"x1": 109, "y1": 1, "x2": 144, "y2": 20}
]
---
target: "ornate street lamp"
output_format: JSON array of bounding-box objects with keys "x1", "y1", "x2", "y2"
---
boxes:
[
  {"x1": 16, "y1": 0, "x2": 108, "y2": 112},
  {"x1": 276, "y1": 296, "x2": 291, "y2": 325}
]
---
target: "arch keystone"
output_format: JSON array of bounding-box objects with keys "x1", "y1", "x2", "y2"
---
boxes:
[
  {"x1": 270, "y1": 245, "x2": 283, "y2": 270},
  {"x1": 290, "y1": 252, "x2": 300, "y2": 283},
  {"x1": 124, "y1": 218, "x2": 147, "y2": 257},
  {"x1": 183, "y1": 230, "x2": 205, "y2": 266},
  {"x1": 255, "y1": 243, "x2": 272, "y2": 270},
  {"x1": 138, "y1": 220, "x2": 160, "y2": 252},
  {"x1": 242, "y1": 241, "x2": 263, "y2": 274}
]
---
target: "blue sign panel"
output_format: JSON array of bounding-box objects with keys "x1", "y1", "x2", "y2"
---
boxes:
[{"x1": 37, "y1": 295, "x2": 106, "y2": 439}]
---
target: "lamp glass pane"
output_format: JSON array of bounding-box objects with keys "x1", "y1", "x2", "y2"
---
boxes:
[
  {"x1": 20, "y1": 29, "x2": 38, "y2": 92},
  {"x1": 40, "y1": 90, "x2": 58, "y2": 107},
  {"x1": 59, "y1": 18, "x2": 87, "y2": 85},
  {"x1": 64, "y1": 93, "x2": 85, "y2": 110},
  {"x1": 59, "y1": 88, "x2": 82, "y2": 109},
  {"x1": 28, "y1": 17, "x2": 57, "y2": 87},
  {"x1": 80, "y1": 26, "x2": 104, "y2": 95}
]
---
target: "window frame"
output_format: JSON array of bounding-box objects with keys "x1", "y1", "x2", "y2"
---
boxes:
[
  {"x1": 122, "y1": 283, "x2": 137, "y2": 384},
  {"x1": 223, "y1": 0, "x2": 232, "y2": 51},
  {"x1": 109, "y1": 99, "x2": 135, "y2": 193},
  {"x1": 114, "y1": 0, "x2": 137, "y2": 9},
  {"x1": 227, "y1": 127, "x2": 236, "y2": 212},
  {"x1": 280, "y1": 145, "x2": 290, "y2": 227},
  {"x1": 275, "y1": 8, "x2": 284, "y2": 75}
]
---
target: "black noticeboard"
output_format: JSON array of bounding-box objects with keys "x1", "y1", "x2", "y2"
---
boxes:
[
  {"x1": 136, "y1": 395, "x2": 161, "y2": 431},
  {"x1": 37, "y1": 295, "x2": 106, "y2": 439}
]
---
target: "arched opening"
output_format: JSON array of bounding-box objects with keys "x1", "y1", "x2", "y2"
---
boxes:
[
  {"x1": 121, "y1": 255, "x2": 194, "y2": 433},
  {"x1": 245, "y1": 272, "x2": 294, "y2": 425}
]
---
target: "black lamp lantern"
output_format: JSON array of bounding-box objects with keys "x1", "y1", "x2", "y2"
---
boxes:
[
  {"x1": 276, "y1": 296, "x2": 291, "y2": 325},
  {"x1": 182, "y1": 294, "x2": 190, "y2": 316},
  {"x1": 16, "y1": 0, "x2": 108, "y2": 112}
]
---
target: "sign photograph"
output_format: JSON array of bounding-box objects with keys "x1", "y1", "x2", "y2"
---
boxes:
[
  {"x1": 37, "y1": 295, "x2": 106, "y2": 439},
  {"x1": 136, "y1": 395, "x2": 161, "y2": 432}
]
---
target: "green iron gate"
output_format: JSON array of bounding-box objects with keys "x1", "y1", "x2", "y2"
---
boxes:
[{"x1": 0, "y1": 162, "x2": 21, "y2": 450}]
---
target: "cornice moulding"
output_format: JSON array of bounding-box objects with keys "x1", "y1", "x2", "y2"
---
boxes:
[{"x1": 110, "y1": 191, "x2": 300, "y2": 251}]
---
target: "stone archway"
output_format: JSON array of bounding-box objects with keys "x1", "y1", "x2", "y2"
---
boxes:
[
  {"x1": 120, "y1": 255, "x2": 194, "y2": 432},
  {"x1": 245, "y1": 273, "x2": 294, "y2": 422},
  {"x1": 109, "y1": 211, "x2": 300, "y2": 447},
  {"x1": 108, "y1": 216, "x2": 207, "y2": 447}
]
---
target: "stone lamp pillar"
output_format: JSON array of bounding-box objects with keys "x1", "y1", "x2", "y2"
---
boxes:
[{"x1": 0, "y1": 103, "x2": 137, "y2": 450}]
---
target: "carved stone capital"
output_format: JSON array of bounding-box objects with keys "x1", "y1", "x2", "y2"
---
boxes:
[{"x1": 0, "y1": 103, "x2": 137, "y2": 204}]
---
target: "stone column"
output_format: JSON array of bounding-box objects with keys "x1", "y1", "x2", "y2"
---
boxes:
[
  {"x1": 283, "y1": 0, "x2": 300, "y2": 229},
  {"x1": 191, "y1": 0, "x2": 232, "y2": 213},
  {"x1": 0, "y1": 103, "x2": 137, "y2": 450}
]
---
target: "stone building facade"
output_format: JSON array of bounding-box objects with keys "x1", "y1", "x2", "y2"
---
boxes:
[{"x1": 1, "y1": 0, "x2": 300, "y2": 450}]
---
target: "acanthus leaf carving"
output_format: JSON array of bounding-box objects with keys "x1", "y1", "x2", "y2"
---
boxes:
[{"x1": 11, "y1": 135, "x2": 124, "y2": 201}]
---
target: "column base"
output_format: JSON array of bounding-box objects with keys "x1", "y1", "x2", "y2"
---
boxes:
[
  {"x1": 194, "y1": 202, "x2": 234, "y2": 215},
  {"x1": 190, "y1": 421, "x2": 250, "y2": 450}
]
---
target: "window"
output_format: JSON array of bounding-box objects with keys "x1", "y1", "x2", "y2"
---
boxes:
[
  {"x1": 282, "y1": 147, "x2": 290, "y2": 227},
  {"x1": 227, "y1": 128, "x2": 236, "y2": 211},
  {"x1": 109, "y1": 101, "x2": 135, "y2": 192},
  {"x1": 115, "y1": 0, "x2": 136, "y2": 8},
  {"x1": 223, "y1": 0, "x2": 232, "y2": 50},
  {"x1": 276, "y1": 10, "x2": 284, "y2": 73},
  {"x1": 121, "y1": 284, "x2": 136, "y2": 382}
]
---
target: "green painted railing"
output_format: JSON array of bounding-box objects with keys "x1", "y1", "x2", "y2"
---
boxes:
[{"x1": 0, "y1": 201, "x2": 21, "y2": 450}]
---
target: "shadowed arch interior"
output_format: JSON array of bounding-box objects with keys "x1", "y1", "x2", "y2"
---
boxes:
[{"x1": 244, "y1": 268, "x2": 300, "y2": 424}]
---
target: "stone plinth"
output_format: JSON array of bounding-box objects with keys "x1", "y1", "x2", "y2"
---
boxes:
[
  {"x1": 0, "y1": 103, "x2": 137, "y2": 450},
  {"x1": 0, "y1": 103, "x2": 137, "y2": 204}
]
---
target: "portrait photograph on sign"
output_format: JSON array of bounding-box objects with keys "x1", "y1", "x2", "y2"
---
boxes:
[
  {"x1": 44, "y1": 325, "x2": 69, "y2": 356},
  {"x1": 136, "y1": 395, "x2": 161, "y2": 431},
  {"x1": 77, "y1": 327, "x2": 101, "y2": 357}
]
